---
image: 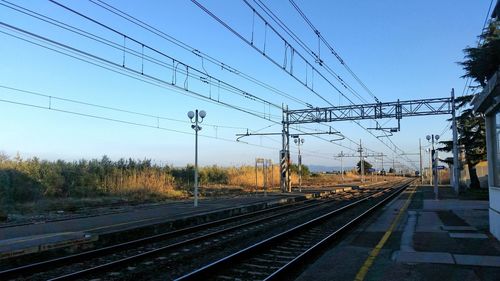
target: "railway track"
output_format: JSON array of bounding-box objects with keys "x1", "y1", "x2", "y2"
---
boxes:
[
  {"x1": 1, "y1": 180, "x2": 410, "y2": 280},
  {"x1": 177, "y1": 179, "x2": 413, "y2": 281}
]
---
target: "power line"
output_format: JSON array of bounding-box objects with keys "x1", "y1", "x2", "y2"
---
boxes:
[
  {"x1": 0, "y1": 85, "x2": 283, "y2": 151},
  {"x1": 87, "y1": 0, "x2": 310, "y2": 108},
  {"x1": 0, "y1": 85, "x2": 251, "y2": 130},
  {"x1": 87, "y1": 0, "x2": 374, "y2": 155},
  {"x1": 190, "y1": 0, "x2": 352, "y2": 106},
  {"x1": 247, "y1": 0, "x2": 414, "y2": 160},
  {"x1": 190, "y1": 0, "x2": 419, "y2": 161},
  {"x1": 1, "y1": 0, "x2": 281, "y2": 118},
  {"x1": 0, "y1": 15, "x2": 281, "y2": 123},
  {"x1": 0, "y1": 8, "x2": 358, "y2": 158},
  {"x1": 0, "y1": 84, "x2": 341, "y2": 162},
  {"x1": 252, "y1": 0, "x2": 370, "y2": 104},
  {"x1": 288, "y1": 0, "x2": 379, "y2": 103},
  {"x1": 2, "y1": 1, "x2": 408, "y2": 165},
  {"x1": 440, "y1": 0, "x2": 495, "y2": 141}
]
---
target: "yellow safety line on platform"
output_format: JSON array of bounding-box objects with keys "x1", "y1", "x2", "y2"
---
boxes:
[{"x1": 353, "y1": 186, "x2": 416, "y2": 281}]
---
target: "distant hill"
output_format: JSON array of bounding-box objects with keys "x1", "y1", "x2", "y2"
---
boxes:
[{"x1": 308, "y1": 165, "x2": 354, "y2": 173}]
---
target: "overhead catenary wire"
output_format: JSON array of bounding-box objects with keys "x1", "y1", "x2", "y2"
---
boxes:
[
  {"x1": 0, "y1": 8, "x2": 282, "y2": 122},
  {"x1": 288, "y1": 0, "x2": 379, "y2": 103},
  {"x1": 252, "y1": 0, "x2": 370, "y2": 104},
  {"x1": 0, "y1": 0, "x2": 283, "y2": 121},
  {"x1": 247, "y1": 0, "x2": 415, "y2": 163},
  {"x1": 249, "y1": 0, "x2": 426, "y2": 165},
  {"x1": 0, "y1": 85, "x2": 280, "y2": 149},
  {"x1": 0, "y1": 85, "x2": 339, "y2": 162},
  {"x1": 189, "y1": 0, "x2": 419, "y2": 163},
  {"x1": 0, "y1": 23, "x2": 356, "y2": 158},
  {"x1": 55, "y1": 0, "x2": 369, "y2": 155},
  {"x1": 1, "y1": 26, "x2": 277, "y2": 120},
  {"x1": 86, "y1": 0, "x2": 367, "y2": 155},
  {"x1": 87, "y1": 0, "x2": 309, "y2": 108},
  {"x1": 438, "y1": 0, "x2": 495, "y2": 139},
  {"x1": 1, "y1": 1, "x2": 410, "y2": 166},
  {"x1": 0, "y1": 85, "x2": 251, "y2": 130}
]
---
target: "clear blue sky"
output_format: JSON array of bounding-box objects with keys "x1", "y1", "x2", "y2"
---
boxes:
[{"x1": 0, "y1": 0, "x2": 493, "y2": 170}]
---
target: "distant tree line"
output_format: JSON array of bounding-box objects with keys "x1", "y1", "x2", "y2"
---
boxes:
[{"x1": 0, "y1": 154, "x2": 230, "y2": 205}]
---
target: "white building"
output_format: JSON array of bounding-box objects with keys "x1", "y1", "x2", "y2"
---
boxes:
[{"x1": 473, "y1": 67, "x2": 500, "y2": 239}]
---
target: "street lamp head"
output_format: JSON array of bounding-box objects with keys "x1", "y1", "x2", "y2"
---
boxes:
[
  {"x1": 294, "y1": 138, "x2": 298, "y2": 144},
  {"x1": 301, "y1": 139, "x2": 305, "y2": 144},
  {"x1": 435, "y1": 135, "x2": 440, "y2": 141},
  {"x1": 426, "y1": 135, "x2": 431, "y2": 141},
  {"x1": 199, "y1": 110, "x2": 207, "y2": 119},
  {"x1": 187, "y1": 111, "x2": 195, "y2": 119}
]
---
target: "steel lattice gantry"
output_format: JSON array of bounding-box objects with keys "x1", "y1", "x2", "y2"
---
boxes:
[
  {"x1": 285, "y1": 97, "x2": 452, "y2": 124},
  {"x1": 279, "y1": 94, "x2": 460, "y2": 194}
]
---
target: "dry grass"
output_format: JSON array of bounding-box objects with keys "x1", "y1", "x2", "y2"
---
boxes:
[{"x1": 225, "y1": 166, "x2": 298, "y2": 190}]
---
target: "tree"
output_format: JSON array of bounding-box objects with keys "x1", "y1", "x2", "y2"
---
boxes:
[
  {"x1": 388, "y1": 167, "x2": 395, "y2": 174},
  {"x1": 289, "y1": 164, "x2": 310, "y2": 177},
  {"x1": 439, "y1": 96, "x2": 486, "y2": 189},
  {"x1": 439, "y1": 19, "x2": 499, "y2": 189},
  {"x1": 459, "y1": 22, "x2": 500, "y2": 87},
  {"x1": 356, "y1": 160, "x2": 372, "y2": 174}
]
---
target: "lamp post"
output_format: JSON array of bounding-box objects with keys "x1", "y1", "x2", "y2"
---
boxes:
[
  {"x1": 293, "y1": 136, "x2": 305, "y2": 192},
  {"x1": 426, "y1": 134, "x2": 440, "y2": 200},
  {"x1": 188, "y1": 109, "x2": 206, "y2": 207},
  {"x1": 426, "y1": 148, "x2": 432, "y2": 185}
]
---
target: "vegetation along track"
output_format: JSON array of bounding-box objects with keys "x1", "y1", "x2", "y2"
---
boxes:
[
  {"x1": 177, "y1": 179, "x2": 414, "y2": 281},
  {"x1": 1, "y1": 179, "x2": 410, "y2": 280}
]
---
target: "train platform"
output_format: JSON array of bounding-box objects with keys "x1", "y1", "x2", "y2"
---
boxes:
[
  {"x1": 297, "y1": 185, "x2": 500, "y2": 281},
  {"x1": 0, "y1": 186, "x2": 354, "y2": 261}
]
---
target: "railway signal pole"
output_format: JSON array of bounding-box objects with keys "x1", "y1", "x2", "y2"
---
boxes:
[
  {"x1": 293, "y1": 136, "x2": 305, "y2": 192},
  {"x1": 419, "y1": 139, "x2": 423, "y2": 184},
  {"x1": 426, "y1": 134, "x2": 440, "y2": 200}
]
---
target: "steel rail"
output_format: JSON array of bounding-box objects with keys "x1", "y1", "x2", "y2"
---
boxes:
[
  {"x1": 46, "y1": 187, "x2": 385, "y2": 281},
  {"x1": 1, "y1": 184, "x2": 379, "y2": 280},
  {"x1": 265, "y1": 181, "x2": 413, "y2": 280},
  {"x1": 176, "y1": 179, "x2": 412, "y2": 280},
  {"x1": 0, "y1": 197, "x2": 315, "y2": 279},
  {"x1": 47, "y1": 183, "x2": 398, "y2": 280}
]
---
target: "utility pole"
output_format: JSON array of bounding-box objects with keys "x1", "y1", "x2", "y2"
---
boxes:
[
  {"x1": 392, "y1": 155, "x2": 395, "y2": 177},
  {"x1": 358, "y1": 140, "x2": 364, "y2": 182},
  {"x1": 381, "y1": 153, "x2": 384, "y2": 175},
  {"x1": 339, "y1": 151, "x2": 345, "y2": 182},
  {"x1": 419, "y1": 138, "x2": 423, "y2": 184},
  {"x1": 451, "y1": 89, "x2": 460, "y2": 193}
]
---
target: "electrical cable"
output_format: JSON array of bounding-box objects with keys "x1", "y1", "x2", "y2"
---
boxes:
[
  {"x1": 88, "y1": 0, "x2": 309, "y2": 108},
  {"x1": 190, "y1": 0, "x2": 419, "y2": 163},
  {"x1": 288, "y1": 0, "x2": 379, "y2": 102}
]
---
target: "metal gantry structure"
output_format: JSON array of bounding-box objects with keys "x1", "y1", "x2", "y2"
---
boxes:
[{"x1": 280, "y1": 90, "x2": 460, "y2": 193}]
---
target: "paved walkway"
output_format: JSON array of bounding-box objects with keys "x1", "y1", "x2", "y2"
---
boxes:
[{"x1": 297, "y1": 185, "x2": 500, "y2": 281}]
